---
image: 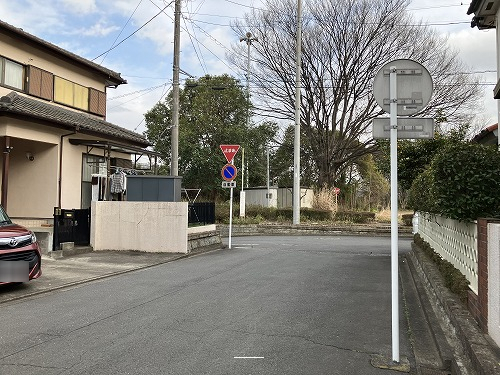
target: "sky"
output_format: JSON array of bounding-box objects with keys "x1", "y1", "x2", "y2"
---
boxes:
[{"x1": 0, "y1": 0, "x2": 497, "y2": 136}]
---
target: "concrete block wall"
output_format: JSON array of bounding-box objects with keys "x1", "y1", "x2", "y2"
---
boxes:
[
  {"x1": 487, "y1": 222, "x2": 500, "y2": 347},
  {"x1": 91, "y1": 201, "x2": 188, "y2": 253}
]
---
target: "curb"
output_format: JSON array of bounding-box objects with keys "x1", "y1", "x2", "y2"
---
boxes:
[
  {"x1": 408, "y1": 243, "x2": 500, "y2": 374},
  {"x1": 218, "y1": 223, "x2": 414, "y2": 237}
]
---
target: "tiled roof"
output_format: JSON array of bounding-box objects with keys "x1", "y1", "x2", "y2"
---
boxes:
[
  {"x1": 0, "y1": 19, "x2": 126, "y2": 86},
  {"x1": 0, "y1": 92, "x2": 150, "y2": 147}
]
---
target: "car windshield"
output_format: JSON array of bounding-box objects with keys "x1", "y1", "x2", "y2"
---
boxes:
[{"x1": 0, "y1": 205, "x2": 12, "y2": 225}]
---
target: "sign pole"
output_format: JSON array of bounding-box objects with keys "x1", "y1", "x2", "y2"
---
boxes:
[
  {"x1": 372, "y1": 59, "x2": 433, "y2": 369},
  {"x1": 220, "y1": 145, "x2": 240, "y2": 250},
  {"x1": 390, "y1": 66, "x2": 399, "y2": 363},
  {"x1": 228, "y1": 158, "x2": 234, "y2": 249}
]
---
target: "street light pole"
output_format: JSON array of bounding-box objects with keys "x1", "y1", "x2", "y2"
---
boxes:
[
  {"x1": 240, "y1": 32, "x2": 257, "y2": 191},
  {"x1": 171, "y1": 0, "x2": 181, "y2": 176},
  {"x1": 293, "y1": 0, "x2": 302, "y2": 224}
]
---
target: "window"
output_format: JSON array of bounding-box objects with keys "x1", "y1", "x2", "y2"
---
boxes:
[
  {"x1": 81, "y1": 154, "x2": 107, "y2": 208},
  {"x1": 0, "y1": 57, "x2": 24, "y2": 90},
  {"x1": 54, "y1": 76, "x2": 89, "y2": 111}
]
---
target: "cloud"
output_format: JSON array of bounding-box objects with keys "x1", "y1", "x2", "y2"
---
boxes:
[
  {"x1": 77, "y1": 21, "x2": 121, "y2": 37},
  {"x1": 59, "y1": 0, "x2": 97, "y2": 15},
  {"x1": 447, "y1": 28, "x2": 496, "y2": 70}
]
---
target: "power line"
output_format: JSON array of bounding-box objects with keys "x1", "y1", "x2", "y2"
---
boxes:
[
  {"x1": 99, "y1": 0, "x2": 144, "y2": 64},
  {"x1": 108, "y1": 83, "x2": 168, "y2": 100},
  {"x1": 182, "y1": 11, "x2": 208, "y2": 74},
  {"x1": 134, "y1": 83, "x2": 172, "y2": 132},
  {"x1": 91, "y1": 2, "x2": 173, "y2": 61},
  {"x1": 108, "y1": 83, "x2": 168, "y2": 110},
  {"x1": 147, "y1": 0, "x2": 242, "y2": 78},
  {"x1": 224, "y1": 0, "x2": 262, "y2": 10},
  {"x1": 183, "y1": 15, "x2": 471, "y2": 28},
  {"x1": 408, "y1": 3, "x2": 467, "y2": 11}
]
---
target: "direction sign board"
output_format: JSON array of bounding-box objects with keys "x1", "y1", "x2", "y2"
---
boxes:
[
  {"x1": 221, "y1": 164, "x2": 238, "y2": 181},
  {"x1": 373, "y1": 59, "x2": 433, "y2": 116},
  {"x1": 372, "y1": 117, "x2": 435, "y2": 139},
  {"x1": 220, "y1": 144, "x2": 240, "y2": 163}
]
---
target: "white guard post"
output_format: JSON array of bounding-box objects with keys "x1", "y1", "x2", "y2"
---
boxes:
[{"x1": 390, "y1": 66, "x2": 399, "y2": 363}]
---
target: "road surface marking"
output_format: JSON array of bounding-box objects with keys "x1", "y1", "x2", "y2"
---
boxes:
[{"x1": 234, "y1": 357, "x2": 264, "y2": 359}]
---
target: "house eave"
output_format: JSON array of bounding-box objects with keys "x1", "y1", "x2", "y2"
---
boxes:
[
  {"x1": 0, "y1": 19, "x2": 127, "y2": 86},
  {"x1": 468, "y1": 0, "x2": 500, "y2": 29}
]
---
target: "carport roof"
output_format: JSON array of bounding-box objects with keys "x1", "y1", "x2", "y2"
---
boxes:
[{"x1": 0, "y1": 92, "x2": 150, "y2": 148}]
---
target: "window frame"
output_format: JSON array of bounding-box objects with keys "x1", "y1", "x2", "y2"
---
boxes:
[{"x1": 0, "y1": 56, "x2": 25, "y2": 91}]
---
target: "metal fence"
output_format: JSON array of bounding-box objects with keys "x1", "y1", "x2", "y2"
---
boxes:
[
  {"x1": 53, "y1": 208, "x2": 91, "y2": 251},
  {"x1": 188, "y1": 202, "x2": 215, "y2": 225}
]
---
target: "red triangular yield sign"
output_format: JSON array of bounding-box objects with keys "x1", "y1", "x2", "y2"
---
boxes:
[{"x1": 220, "y1": 144, "x2": 240, "y2": 163}]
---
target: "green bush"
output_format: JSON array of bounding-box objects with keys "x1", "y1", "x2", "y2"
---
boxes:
[
  {"x1": 409, "y1": 143, "x2": 500, "y2": 221},
  {"x1": 216, "y1": 203, "x2": 376, "y2": 224},
  {"x1": 334, "y1": 211, "x2": 375, "y2": 223},
  {"x1": 432, "y1": 143, "x2": 500, "y2": 221},
  {"x1": 414, "y1": 234, "x2": 469, "y2": 304},
  {"x1": 408, "y1": 167, "x2": 436, "y2": 214},
  {"x1": 301, "y1": 208, "x2": 333, "y2": 221}
]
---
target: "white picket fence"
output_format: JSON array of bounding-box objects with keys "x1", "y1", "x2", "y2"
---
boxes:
[{"x1": 415, "y1": 212, "x2": 478, "y2": 294}]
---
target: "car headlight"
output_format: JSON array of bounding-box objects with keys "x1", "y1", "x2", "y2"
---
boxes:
[{"x1": 30, "y1": 231, "x2": 37, "y2": 244}]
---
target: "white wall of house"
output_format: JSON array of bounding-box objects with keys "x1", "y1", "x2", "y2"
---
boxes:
[
  {"x1": 488, "y1": 223, "x2": 500, "y2": 347},
  {"x1": 0, "y1": 115, "x2": 138, "y2": 218},
  {"x1": 91, "y1": 201, "x2": 188, "y2": 253},
  {"x1": 0, "y1": 119, "x2": 60, "y2": 218},
  {"x1": 8, "y1": 138, "x2": 58, "y2": 218}
]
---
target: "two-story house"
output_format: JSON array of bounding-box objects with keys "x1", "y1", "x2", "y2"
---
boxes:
[{"x1": 0, "y1": 19, "x2": 158, "y2": 224}]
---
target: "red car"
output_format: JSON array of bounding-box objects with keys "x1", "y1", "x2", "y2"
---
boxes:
[{"x1": 0, "y1": 206, "x2": 41, "y2": 284}]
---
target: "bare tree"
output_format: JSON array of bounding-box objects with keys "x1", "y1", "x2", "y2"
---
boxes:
[{"x1": 229, "y1": 0, "x2": 482, "y2": 186}]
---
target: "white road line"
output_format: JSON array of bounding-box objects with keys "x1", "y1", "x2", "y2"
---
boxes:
[{"x1": 233, "y1": 356, "x2": 264, "y2": 359}]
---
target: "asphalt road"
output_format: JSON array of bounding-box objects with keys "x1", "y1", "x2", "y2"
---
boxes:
[{"x1": 0, "y1": 235, "x2": 414, "y2": 374}]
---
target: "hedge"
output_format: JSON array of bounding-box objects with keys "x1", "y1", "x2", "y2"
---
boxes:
[
  {"x1": 215, "y1": 204, "x2": 374, "y2": 224},
  {"x1": 408, "y1": 143, "x2": 500, "y2": 221}
]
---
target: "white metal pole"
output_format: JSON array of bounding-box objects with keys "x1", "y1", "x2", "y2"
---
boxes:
[
  {"x1": 497, "y1": 24, "x2": 500, "y2": 150},
  {"x1": 293, "y1": 0, "x2": 302, "y2": 224},
  {"x1": 267, "y1": 146, "x2": 270, "y2": 207},
  {"x1": 171, "y1": 0, "x2": 181, "y2": 176},
  {"x1": 229, "y1": 159, "x2": 234, "y2": 249},
  {"x1": 241, "y1": 148, "x2": 245, "y2": 192},
  {"x1": 390, "y1": 66, "x2": 400, "y2": 363}
]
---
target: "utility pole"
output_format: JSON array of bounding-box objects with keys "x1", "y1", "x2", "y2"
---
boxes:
[
  {"x1": 171, "y1": 0, "x2": 181, "y2": 176},
  {"x1": 293, "y1": 0, "x2": 302, "y2": 224},
  {"x1": 240, "y1": 32, "x2": 257, "y2": 190}
]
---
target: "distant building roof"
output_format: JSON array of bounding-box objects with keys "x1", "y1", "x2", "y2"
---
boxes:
[
  {"x1": 0, "y1": 92, "x2": 149, "y2": 147},
  {"x1": 471, "y1": 123, "x2": 498, "y2": 145},
  {"x1": 0, "y1": 19, "x2": 126, "y2": 87}
]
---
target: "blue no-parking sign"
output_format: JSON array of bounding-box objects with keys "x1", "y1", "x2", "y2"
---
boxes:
[{"x1": 221, "y1": 164, "x2": 238, "y2": 181}]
